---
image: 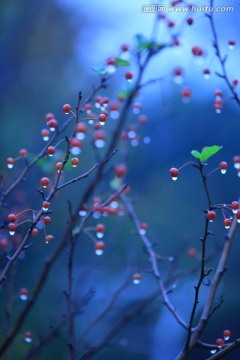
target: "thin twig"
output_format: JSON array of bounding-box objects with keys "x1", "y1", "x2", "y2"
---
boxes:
[{"x1": 121, "y1": 193, "x2": 187, "y2": 330}]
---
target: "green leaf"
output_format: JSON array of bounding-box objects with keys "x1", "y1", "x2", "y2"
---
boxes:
[
  {"x1": 110, "y1": 176, "x2": 122, "y2": 190},
  {"x1": 115, "y1": 58, "x2": 131, "y2": 67},
  {"x1": 134, "y1": 34, "x2": 165, "y2": 53},
  {"x1": 191, "y1": 150, "x2": 202, "y2": 161},
  {"x1": 118, "y1": 90, "x2": 131, "y2": 99},
  {"x1": 191, "y1": 145, "x2": 222, "y2": 162},
  {"x1": 91, "y1": 66, "x2": 106, "y2": 76},
  {"x1": 201, "y1": 145, "x2": 222, "y2": 161}
]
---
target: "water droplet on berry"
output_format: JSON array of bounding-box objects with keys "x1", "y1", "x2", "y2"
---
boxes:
[
  {"x1": 210, "y1": 349, "x2": 217, "y2": 354},
  {"x1": 110, "y1": 110, "x2": 119, "y2": 120},
  {"x1": 70, "y1": 147, "x2": 81, "y2": 156},
  {"x1": 95, "y1": 248, "x2": 104, "y2": 256},
  {"x1": 94, "y1": 139, "x2": 105, "y2": 148},
  {"x1": 96, "y1": 231, "x2": 104, "y2": 239},
  {"x1": 7, "y1": 164, "x2": 14, "y2": 169}
]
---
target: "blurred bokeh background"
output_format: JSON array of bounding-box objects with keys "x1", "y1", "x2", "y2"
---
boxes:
[{"x1": 1, "y1": 0, "x2": 240, "y2": 359}]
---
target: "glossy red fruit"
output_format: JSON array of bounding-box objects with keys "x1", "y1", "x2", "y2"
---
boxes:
[
  {"x1": 40, "y1": 177, "x2": 50, "y2": 188},
  {"x1": 125, "y1": 71, "x2": 133, "y2": 80},
  {"x1": 47, "y1": 146, "x2": 55, "y2": 156},
  {"x1": 71, "y1": 157, "x2": 79, "y2": 167},
  {"x1": 19, "y1": 149, "x2": 27, "y2": 157},
  {"x1": 215, "y1": 338, "x2": 224, "y2": 347},
  {"x1": 169, "y1": 168, "x2": 179, "y2": 180},
  {"x1": 63, "y1": 104, "x2": 72, "y2": 114},
  {"x1": 206, "y1": 211, "x2": 217, "y2": 222},
  {"x1": 8, "y1": 213, "x2": 17, "y2": 223},
  {"x1": 114, "y1": 164, "x2": 127, "y2": 177}
]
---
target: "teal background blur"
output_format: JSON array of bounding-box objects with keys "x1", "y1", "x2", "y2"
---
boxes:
[{"x1": 1, "y1": 0, "x2": 240, "y2": 359}]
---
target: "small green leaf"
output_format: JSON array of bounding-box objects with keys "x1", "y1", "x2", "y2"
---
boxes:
[
  {"x1": 110, "y1": 176, "x2": 122, "y2": 190},
  {"x1": 191, "y1": 150, "x2": 202, "y2": 161},
  {"x1": 118, "y1": 90, "x2": 131, "y2": 99},
  {"x1": 91, "y1": 66, "x2": 106, "y2": 76},
  {"x1": 115, "y1": 58, "x2": 131, "y2": 67},
  {"x1": 191, "y1": 145, "x2": 222, "y2": 162},
  {"x1": 201, "y1": 145, "x2": 222, "y2": 161}
]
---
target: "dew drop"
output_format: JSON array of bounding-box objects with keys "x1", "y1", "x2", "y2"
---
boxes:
[
  {"x1": 94, "y1": 139, "x2": 105, "y2": 148},
  {"x1": 96, "y1": 232, "x2": 104, "y2": 239},
  {"x1": 95, "y1": 249, "x2": 104, "y2": 256}
]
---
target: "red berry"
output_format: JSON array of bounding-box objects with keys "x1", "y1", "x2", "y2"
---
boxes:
[
  {"x1": 47, "y1": 119, "x2": 58, "y2": 131},
  {"x1": 94, "y1": 130, "x2": 106, "y2": 140},
  {"x1": 109, "y1": 101, "x2": 119, "y2": 111},
  {"x1": 6, "y1": 157, "x2": 14, "y2": 168},
  {"x1": 187, "y1": 17, "x2": 193, "y2": 25},
  {"x1": 99, "y1": 113, "x2": 107, "y2": 124},
  {"x1": 106, "y1": 57, "x2": 115, "y2": 65},
  {"x1": 132, "y1": 273, "x2": 141, "y2": 284},
  {"x1": 170, "y1": 168, "x2": 179, "y2": 180},
  {"x1": 8, "y1": 213, "x2": 17, "y2": 223},
  {"x1": 168, "y1": 20, "x2": 175, "y2": 28},
  {"x1": 121, "y1": 43, "x2": 129, "y2": 52},
  {"x1": 96, "y1": 223, "x2": 105, "y2": 233},
  {"x1": 47, "y1": 146, "x2": 56, "y2": 156},
  {"x1": 95, "y1": 240, "x2": 105, "y2": 255},
  {"x1": 31, "y1": 228, "x2": 39, "y2": 236},
  {"x1": 19, "y1": 149, "x2": 27, "y2": 157},
  {"x1": 223, "y1": 329, "x2": 231, "y2": 339},
  {"x1": 114, "y1": 164, "x2": 127, "y2": 177},
  {"x1": 232, "y1": 79, "x2": 238, "y2": 86},
  {"x1": 41, "y1": 129, "x2": 50, "y2": 141},
  {"x1": 43, "y1": 216, "x2": 51, "y2": 225},
  {"x1": 206, "y1": 211, "x2": 217, "y2": 222},
  {"x1": 215, "y1": 338, "x2": 224, "y2": 347},
  {"x1": 71, "y1": 157, "x2": 79, "y2": 167},
  {"x1": 45, "y1": 235, "x2": 54, "y2": 244},
  {"x1": 63, "y1": 103, "x2": 72, "y2": 114},
  {"x1": 19, "y1": 288, "x2": 29, "y2": 300},
  {"x1": 236, "y1": 210, "x2": 240, "y2": 222},
  {"x1": 0, "y1": 238, "x2": 9, "y2": 249},
  {"x1": 223, "y1": 219, "x2": 232, "y2": 229},
  {"x1": 75, "y1": 122, "x2": 87, "y2": 133},
  {"x1": 219, "y1": 161, "x2": 228, "y2": 174},
  {"x1": 138, "y1": 115, "x2": 148, "y2": 124},
  {"x1": 40, "y1": 177, "x2": 50, "y2": 188},
  {"x1": 231, "y1": 201, "x2": 239, "y2": 211},
  {"x1": 125, "y1": 71, "x2": 133, "y2": 80},
  {"x1": 192, "y1": 46, "x2": 203, "y2": 56},
  {"x1": 42, "y1": 201, "x2": 50, "y2": 210},
  {"x1": 70, "y1": 137, "x2": 82, "y2": 148},
  {"x1": 55, "y1": 162, "x2": 63, "y2": 171},
  {"x1": 8, "y1": 223, "x2": 16, "y2": 235},
  {"x1": 215, "y1": 89, "x2": 222, "y2": 97},
  {"x1": 187, "y1": 247, "x2": 197, "y2": 257},
  {"x1": 182, "y1": 88, "x2": 192, "y2": 99},
  {"x1": 45, "y1": 113, "x2": 55, "y2": 122},
  {"x1": 228, "y1": 40, "x2": 236, "y2": 46},
  {"x1": 24, "y1": 331, "x2": 32, "y2": 342}
]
